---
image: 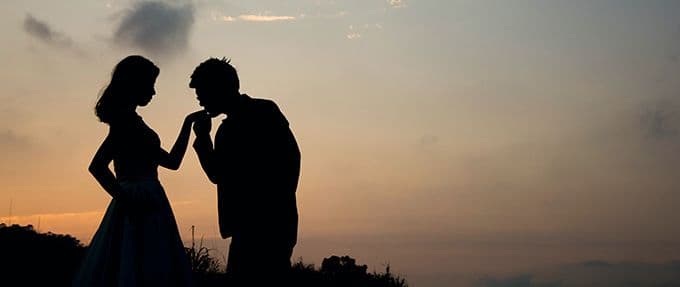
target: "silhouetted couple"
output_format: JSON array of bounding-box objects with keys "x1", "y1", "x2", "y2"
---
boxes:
[{"x1": 73, "y1": 56, "x2": 300, "y2": 287}]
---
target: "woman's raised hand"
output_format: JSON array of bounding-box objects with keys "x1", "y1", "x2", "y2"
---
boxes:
[{"x1": 185, "y1": 110, "x2": 209, "y2": 122}]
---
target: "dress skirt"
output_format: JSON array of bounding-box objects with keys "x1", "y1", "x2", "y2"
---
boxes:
[{"x1": 73, "y1": 179, "x2": 193, "y2": 287}]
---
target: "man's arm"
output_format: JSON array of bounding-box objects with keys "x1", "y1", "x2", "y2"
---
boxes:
[
  {"x1": 261, "y1": 100, "x2": 301, "y2": 192},
  {"x1": 193, "y1": 116, "x2": 220, "y2": 184}
]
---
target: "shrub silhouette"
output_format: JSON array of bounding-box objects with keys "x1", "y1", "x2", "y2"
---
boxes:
[
  {"x1": 0, "y1": 223, "x2": 86, "y2": 287},
  {"x1": 0, "y1": 224, "x2": 407, "y2": 287},
  {"x1": 291, "y1": 255, "x2": 409, "y2": 287},
  {"x1": 185, "y1": 226, "x2": 224, "y2": 286},
  {"x1": 319, "y1": 255, "x2": 369, "y2": 285},
  {"x1": 185, "y1": 241, "x2": 222, "y2": 274}
]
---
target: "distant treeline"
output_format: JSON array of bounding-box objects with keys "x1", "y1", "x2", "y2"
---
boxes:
[
  {"x1": 0, "y1": 223, "x2": 407, "y2": 287},
  {"x1": 0, "y1": 223, "x2": 87, "y2": 286}
]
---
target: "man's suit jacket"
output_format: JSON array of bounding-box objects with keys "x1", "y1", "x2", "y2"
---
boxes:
[{"x1": 195, "y1": 95, "x2": 300, "y2": 248}]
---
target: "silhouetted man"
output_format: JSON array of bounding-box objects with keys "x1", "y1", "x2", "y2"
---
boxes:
[{"x1": 189, "y1": 58, "x2": 300, "y2": 284}]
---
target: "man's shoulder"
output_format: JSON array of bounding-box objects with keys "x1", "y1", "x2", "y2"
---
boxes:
[
  {"x1": 250, "y1": 97, "x2": 279, "y2": 111},
  {"x1": 246, "y1": 97, "x2": 288, "y2": 127}
]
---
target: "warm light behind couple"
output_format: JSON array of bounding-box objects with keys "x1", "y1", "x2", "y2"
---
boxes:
[{"x1": 73, "y1": 55, "x2": 301, "y2": 287}]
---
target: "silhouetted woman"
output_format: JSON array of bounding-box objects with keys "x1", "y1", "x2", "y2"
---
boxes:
[{"x1": 73, "y1": 55, "x2": 202, "y2": 287}]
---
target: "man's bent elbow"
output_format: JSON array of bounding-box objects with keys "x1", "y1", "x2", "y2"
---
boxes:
[
  {"x1": 167, "y1": 162, "x2": 181, "y2": 171},
  {"x1": 88, "y1": 164, "x2": 102, "y2": 175}
]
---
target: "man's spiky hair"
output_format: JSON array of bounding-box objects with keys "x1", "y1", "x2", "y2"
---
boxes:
[{"x1": 189, "y1": 57, "x2": 239, "y2": 91}]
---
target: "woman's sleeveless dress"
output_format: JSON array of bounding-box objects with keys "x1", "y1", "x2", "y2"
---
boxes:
[{"x1": 73, "y1": 115, "x2": 193, "y2": 287}]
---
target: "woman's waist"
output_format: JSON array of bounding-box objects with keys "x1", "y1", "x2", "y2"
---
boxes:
[
  {"x1": 114, "y1": 166, "x2": 159, "y2": 183},
  {"x1": 117, "y1": 176, "x2": 165, "y2": 196},
  {"x1": 116, "y1": 173, "x2": 160, "y2": 184},
  {"x1": 117, "y1": 176, "x2": 159, "y2": 182}
]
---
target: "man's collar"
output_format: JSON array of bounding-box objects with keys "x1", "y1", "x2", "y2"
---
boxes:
[{"x1": 223, "y1": 94, "x2": 251, "y2": 120}]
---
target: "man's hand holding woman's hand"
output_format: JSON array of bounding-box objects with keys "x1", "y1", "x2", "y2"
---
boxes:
[
  {"x1": 186, "y1": 110, "x2": 212, "y2": 135},
  {"x1": 185, "y1": 110, "x2": 209, "y2": 123}
]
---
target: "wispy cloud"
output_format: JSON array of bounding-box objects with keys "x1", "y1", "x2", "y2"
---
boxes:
[
  {"x1": 477, "y1": 261, "x2": 680, "y2": 287},
  {"x1": 346, "y1": 24, "x2": 383, "y2": 40},
  {"x1": 419, "y1": 134, "x2": 440, "y2": 147},
  {"x1": 346, "y1": 25, "x2": 361, "y2": 40},
  {"x1": 388, "y1": 0, "x2": 407, "y2": 8},
  {"x1": 220, "y1": 16, "x2": 237, "y2": 22},
  {"x1": 211, "y1": 9, "x2": 349, "y2": 25},
  {"x1": 346, "y1": 33, "x2": 361, "y2": 40},
  {"x1": 2, "y1": 210, "x2": 103, "y2": 223},
  {"x1": 1, "y1": 210, "x2": 104, "y2": 242},
  {"x1": 298, "y1": 11, "x2": 348, "y2": 19},
  {"x1": 478, "y1": 274, "x2": 560, "y2": 287},
  {"x1": 0, "y1": 129, "x2": 32, "y2": 153},
  {"x1": 239, "y1": 14, "x2": 296, "y2": 22},
  {"x1": 216, "y1": 14, "x2": 296, "y2": 22},
  {"x1": 640, "y1": 100, "x2": 678, "y2": 140},
  {"x1": 113, "y1": 1, "x2": 194, "y2": 59},
  {"x1": 23, "y1": 14, "x2": 83, "y2": 54}
]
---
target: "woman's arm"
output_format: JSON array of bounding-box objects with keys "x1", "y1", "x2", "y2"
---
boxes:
[
  {"x1": 89, "y1": 132, "x2": 121, "y2": 198},
  {"x1": 159, "y1": 110, "x2": 207, "y2": 170}
]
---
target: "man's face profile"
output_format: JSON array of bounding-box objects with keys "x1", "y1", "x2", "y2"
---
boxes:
[{"x1": 194, "y1": 85, "x2": 221, "y2": 115}]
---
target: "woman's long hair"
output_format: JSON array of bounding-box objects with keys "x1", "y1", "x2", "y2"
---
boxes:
[{"x1": 95, "y1": 55, "x2": 159, "y2": 124}]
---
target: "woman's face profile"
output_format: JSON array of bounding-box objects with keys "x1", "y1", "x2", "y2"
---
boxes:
[{"x1": 136, "y1": 76, "x2": 157, "y2": 107}]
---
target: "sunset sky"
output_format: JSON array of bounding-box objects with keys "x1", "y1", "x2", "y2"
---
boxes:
[{"x1": 1, "y1": 1, "x2": 680, "y2": 286}]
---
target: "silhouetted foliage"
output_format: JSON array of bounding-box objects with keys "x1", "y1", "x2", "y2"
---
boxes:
[
  {"x1": 0, "y1": 223, "x2": 87, "y2": 287},
  {"x1": 184, "y1": 252, "x2": 409, "y2": 287},
  {"x1": 184, "y1": 226, "x2": 224, "y2": 286},
  {"x1": 290, "y1": 255, "x2": 409, "y2": 287},
  {"x1": 185, "y1": 241, "x2": 222, "y2": 275},
  {"x1": 0, "y1": 225, "x2": 406, "y2": 287}
]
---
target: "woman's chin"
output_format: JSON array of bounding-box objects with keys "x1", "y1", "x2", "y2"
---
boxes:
[{"x1": 138, "y1": 100, "x2": 151, "y2": 107}]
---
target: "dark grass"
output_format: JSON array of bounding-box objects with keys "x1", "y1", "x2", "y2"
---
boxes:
[{"x1": 0, "y1": 223, "x2": 408, "y2": 287}]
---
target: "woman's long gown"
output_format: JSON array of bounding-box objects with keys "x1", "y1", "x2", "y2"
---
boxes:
[{"x1": 73, "y1": 114, "x2": 193, "y2": 287}]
